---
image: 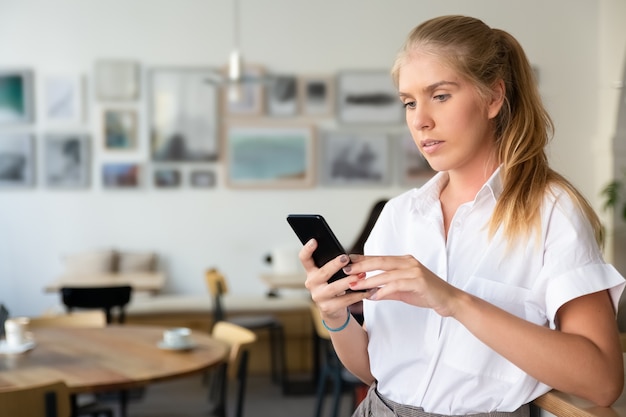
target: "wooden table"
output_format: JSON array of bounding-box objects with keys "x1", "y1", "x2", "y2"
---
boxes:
[
  {"x1": 0, "y1": 325, "x2": 228, "y2": 415},
  {"x1": 533, "y1": 353, "x2": 626, "y2": 417}
]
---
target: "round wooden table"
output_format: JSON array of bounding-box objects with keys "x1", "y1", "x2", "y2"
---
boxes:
[{"x1": 0, "y1": 325, "x2": 229, "y2": 393}]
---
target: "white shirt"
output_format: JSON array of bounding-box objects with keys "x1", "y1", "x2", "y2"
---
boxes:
[{"x1": 363, "y1": 169, "x2": 625, "y2": 415}]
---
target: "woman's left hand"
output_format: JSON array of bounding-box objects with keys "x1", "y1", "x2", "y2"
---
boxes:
[{"x1": 345, "y1": 254, "x2": 465, "y2": 317}]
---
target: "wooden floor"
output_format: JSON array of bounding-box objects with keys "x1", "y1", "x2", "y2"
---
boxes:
[{"x1": 107, "y1": 373, "x2": 356, "y2": 417}]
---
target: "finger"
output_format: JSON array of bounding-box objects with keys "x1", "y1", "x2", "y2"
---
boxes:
[{"x1": 298, "y1": 238, "x2": 318, "y2": 271}]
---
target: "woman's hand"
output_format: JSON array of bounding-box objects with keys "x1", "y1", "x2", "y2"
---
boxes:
[
  {"x1": 299, "y1": 239, "x2": 368, "y2": 323},
  {"x1": 346, "y1": 254, "x2": 465, "y2": 318}
]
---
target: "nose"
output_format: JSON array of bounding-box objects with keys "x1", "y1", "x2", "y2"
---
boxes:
[{"x1": 408, "y1": 104, "x2": 433, "y2": 131}]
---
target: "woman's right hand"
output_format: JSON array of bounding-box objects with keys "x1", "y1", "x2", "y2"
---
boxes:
[{"x1": 299, "y1": 238, "x2": 368, "y2": 323}]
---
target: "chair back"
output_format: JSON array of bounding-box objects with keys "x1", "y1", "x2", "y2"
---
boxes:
[
  {"x1": 0, "y1": 380, "x2": 71, "y2": 417},
  {"x1": 310, "y1": 303, "x2": 331, "y2": 341},
  {"x1": 60, "y1": 286, "x2": 132, "y2": 324},
  {"x1": 29, "y1": 310, "x2": 107, "y2": 329},
  {"x1": 0, "y1": 303, "x2": 8, "y2": 339},
  {"x1": 212, "y1": 320, "x2": 257, "y2": 380},
  {"x1": 205, "y1": 268, "x2": 229, "y2": 296}
]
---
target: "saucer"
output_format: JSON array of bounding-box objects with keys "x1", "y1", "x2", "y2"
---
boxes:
[
  {"x1": 0, "y1": 340, "x2": 36, "y2": 354},
  {"x1": 157, "y1": 340, "x2": 196, "y2": 351}
]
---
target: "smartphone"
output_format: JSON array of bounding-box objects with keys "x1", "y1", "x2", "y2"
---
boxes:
[{"x1": 287, "y1": 214, "x2": 362, "y2": 290}]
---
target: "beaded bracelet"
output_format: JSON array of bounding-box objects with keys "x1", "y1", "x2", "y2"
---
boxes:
[{"x1": 322, "y1": 308, "x2": 351, "y2": 332}]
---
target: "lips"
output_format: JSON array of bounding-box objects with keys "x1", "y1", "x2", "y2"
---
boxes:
[{"x1": 420, "y1": 139, "x2": 443, "y2": 154}]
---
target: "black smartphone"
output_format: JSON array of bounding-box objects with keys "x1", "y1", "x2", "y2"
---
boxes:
[{"x1": 287, "y1": 214, "x2": 362, "y2": 290}]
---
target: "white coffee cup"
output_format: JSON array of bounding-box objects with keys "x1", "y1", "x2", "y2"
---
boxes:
[
  {"x1": 4, "y1": 317, "x2": 31, "y2": 347},
  {"x1": 163, "y1": 327, "x2": 191, "y2": 347}
]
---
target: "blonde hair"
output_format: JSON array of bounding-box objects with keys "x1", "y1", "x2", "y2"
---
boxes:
[{"x1": 391, "y1": 15, "x2": 603, "y2": 246}]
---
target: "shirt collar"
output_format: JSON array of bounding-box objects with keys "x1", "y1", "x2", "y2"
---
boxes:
[{"x1": 411, "y1": 166, "x2": 503, "y2": 214}]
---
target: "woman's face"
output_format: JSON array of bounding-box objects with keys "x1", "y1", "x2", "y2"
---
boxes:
[{"x1": 397, "y1": 51, "x2": 503, "y2": 177}]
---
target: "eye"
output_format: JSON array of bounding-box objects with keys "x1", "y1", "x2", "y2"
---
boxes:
[
  {"x1": 433, "y1": 94, "x2": 450, "y2": 102},
  {"x1": 402, "y1": 100, "x2": 416, "y2": 109}
]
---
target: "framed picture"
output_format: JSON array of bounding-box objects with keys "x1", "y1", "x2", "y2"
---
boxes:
[
  {"x1": 153, "y1": 168, "x2": 181, "y2": 188},
  {"x1": 319, "y1": 130, "x2": 391, "y2": 186},
  {"x1": 43, "y1": 74, "x2": 84, "y2": 124},
  {"x1": 149, "y1": 67, "x2": 220, "y2": 162},
  {"x1": 298, "y1": 74, "x2": 334, "y2": 117},
  {"x1": 102, "y1": 163, "x2": 140, "y2": 188},
  {"x1": 104, "y1": 109, "x2": 137, "y2": 150},
  {"x1": 190, "y1": 170, "x2": 216, "y2": 188},
  {"x1": 336, "y1": 70, "x2": 403, "y2": 124},
  {"x1": 0, "y1": 134, "x2": 35, "y2": 188},
  {"x1": 226, "y1": 124, "x2": 315, "y2": 188},
  {"x1": 0, "y1": 70, "x2": 34, "y2": 124},
  {"x1": 44, "y1": 134, "x2": 90, "y2": 188},
  {"x1": 394, "y1": 131, "x2": 435, "y2": 186},
  {"x1": 223, "y1": 64, "x2": 265, "y2": 116},
  {"x1": 267, "y1": 75, "x2": 298, "y2": 117},
  {"x1": 95, "y1": 60, "x2": 140, "y2": 101}
]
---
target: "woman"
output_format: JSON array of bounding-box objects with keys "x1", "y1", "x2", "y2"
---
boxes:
[{"x1": 301, "y1": 15, "x2": 625, "y2": 417}]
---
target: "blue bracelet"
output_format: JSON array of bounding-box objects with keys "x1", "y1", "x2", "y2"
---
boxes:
[{"x1": 322, "y1": 308, "x2": 351, "y2": 332}]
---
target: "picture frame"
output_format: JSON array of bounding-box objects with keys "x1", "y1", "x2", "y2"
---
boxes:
[
  {"x1": 190, "y1": 170, "x2": 216, "y2": 188},
  {"x1": 43, "y1": 74, "x2": 84, "y2": 124},
  {"x1": 149, "y1": 67, "x2": 220, "y2": 162},
  {"x1": 153, "y1": 168, "x2": 181, "y2": 188},
  {"x1": 103, "y1": 109, "x2": 137, "y2": 150},
  {"x1": 298, "y1": 74, "x2": 334, "y2": 117},
  {"x1": 102, "y1": 163, "x2": 140, "y2": 188},
  {"x1": 0, "y1": 69, "x2": 34, "y2": 125},
  {"x1": 222, "y1": 64, "x2": 266, "y2": 116},
  {"x1": 319, "y1": 130, "x2": 391, "y2": 187},
  {"x1": 226, "y1": 124, "x2": 315, "y2": 188},
  {"x1": 95, "y1": 60, "x2": 140, "y2": 101},
  {"x1": 393, "y1": 131, "x2": 435, "y2": 186},
  {"x1": 266, "y1": 74, "x2": 298, "y2": 117},
  {"x1": 44, "y1": 134, "x2": 90, "y2": 188},
  {"x1": 0, "y1": 134, "x2": 35, "y2": 188},
  {"x1": 336, "y1": 70, "x2": 403, "y2": 124}
]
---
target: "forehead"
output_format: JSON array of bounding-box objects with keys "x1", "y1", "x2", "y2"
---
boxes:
[{"x1": 397, "y1": 50, "x2": 461, "y2": 90}]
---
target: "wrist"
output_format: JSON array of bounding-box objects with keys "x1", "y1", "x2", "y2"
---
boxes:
[{"x1": 322, "y1": 308, "x2": 351, "y2": 332}]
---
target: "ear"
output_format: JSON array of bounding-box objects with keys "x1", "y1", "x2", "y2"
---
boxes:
[{"x1": 487, "y1": 79, "x2": 505, "y2": 120}]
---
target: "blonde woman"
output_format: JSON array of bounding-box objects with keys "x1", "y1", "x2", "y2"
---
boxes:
[{"x1": 301, "y1": 15, "x2": 625, "y2": 417}]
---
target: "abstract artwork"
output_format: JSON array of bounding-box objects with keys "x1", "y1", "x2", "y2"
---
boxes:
[
  {"x1": 226, "y1": 125, "x2": 315, "y2": 188},
  {"x1": 394, "y1": 131, "x2": 435, "y2": 186},
  {"x1": 153, "y1": 168, "x2": 181, "y2": 188},
  {"x1": 104, "y1": 109, "x2": 137, "y2": 150},
  {"x1": 44, "y1": 134, "x2": 90, "y2": 188},
  {"x1": 267, "y1": 75, "x2": 298, "y2": 116},
  {"x1": 320, "y1": 130, "x2": 390, "y2": 186},
  {"x1": 149, "y1": 68, "x2": 219, "y2": 162},
  {"x1": 299, "y1": 75, "x2": 334, "y2": 117},
  {"x1": 190, "y1": 170, "x2": 216, "y2": 188},
  {"x1": 0, "y1": 70, "x2": 34, "y2": 124},
  {"x1": 95, "y1": 60, "x2": 140, "y2": 101},
  {"x1": 43, "y1": 75, "x2": 84, "y2": 124},
  {"x1": 0, "y1": 134, "x2": 34, "y2": 187},
  {"x1": 102, "y1": 163, "x2": 140, "y2": 188},
  {"x1": 336, "y1": 71, "x2": 403, "y2": 124}
]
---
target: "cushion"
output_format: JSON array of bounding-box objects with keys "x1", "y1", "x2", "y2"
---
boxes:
[
  {"x1": 63, "y1": 250, "x2": 116, "y2": 275},
  {"x1": 117, "y1": 251, "x2": 157, "y2": 273}
]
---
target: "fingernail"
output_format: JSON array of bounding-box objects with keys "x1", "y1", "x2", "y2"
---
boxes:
[
  {"x1": 339, "y1": 255, "x2": 348, "y2": 263},
  {"x1": 343, "y1": 265, "x2": 352, "y2": 274},
  {"x1": 357, "y1": 272, "x2": 366, "y2": 279},
  {"x1": 349, "y1": 281, "x2": 357, "y2": 287},
  {"x1": 307, "y1": 239, "x2": 315, "y2": 247}
]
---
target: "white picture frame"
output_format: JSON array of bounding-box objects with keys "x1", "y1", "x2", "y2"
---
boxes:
[
  {"x1": 267, "y1": 75, "x2": 298, "y2": 117},
  {"x1": 149, "y1": 67, "x2": 220, "y2": 162},
  {"x1": 95, "y1": 60, "x2": 140, "y2": 101},
  {"x1": 298, "y1": 74, "x2": 334, "y2": 117},
  {"x1": 43, "y1": 74, "x2": 84, "y2": 124}
]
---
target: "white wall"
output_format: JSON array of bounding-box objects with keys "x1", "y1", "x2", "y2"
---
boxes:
[{"x1": 0, "y1": 0, "x2": 621, "y2": 317}]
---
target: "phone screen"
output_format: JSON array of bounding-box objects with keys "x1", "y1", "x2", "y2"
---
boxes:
[{"x1": 286, "y1": 214, "x2": 353, "y2": 285}]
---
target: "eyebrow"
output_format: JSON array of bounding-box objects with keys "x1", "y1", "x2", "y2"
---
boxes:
[{"x1": 398, "y1": 80, "x2": 460, "y2": 99}]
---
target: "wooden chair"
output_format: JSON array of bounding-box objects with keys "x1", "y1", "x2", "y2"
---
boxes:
[
  {"x1": 310, "y1": 303, "x2": 363, "y2": 417},
  {"x1": 0, "y1": 380, "x2": 71, "y2": 417},
  {"x1": 205, "y1": 268, "x2": 286, "y2": 389},
  {"x1": 27, "y1": 311, "x2": 114, "y2": 417},
  {"x1": 60, "y1": 285, "x2": 132, "y2": 324},
  {"x1": 208, "y1": 321, "x2": 257, "y2": 417},
  {"x1": 29, "y1": 311, "x2": 107, "y2": 329}
]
